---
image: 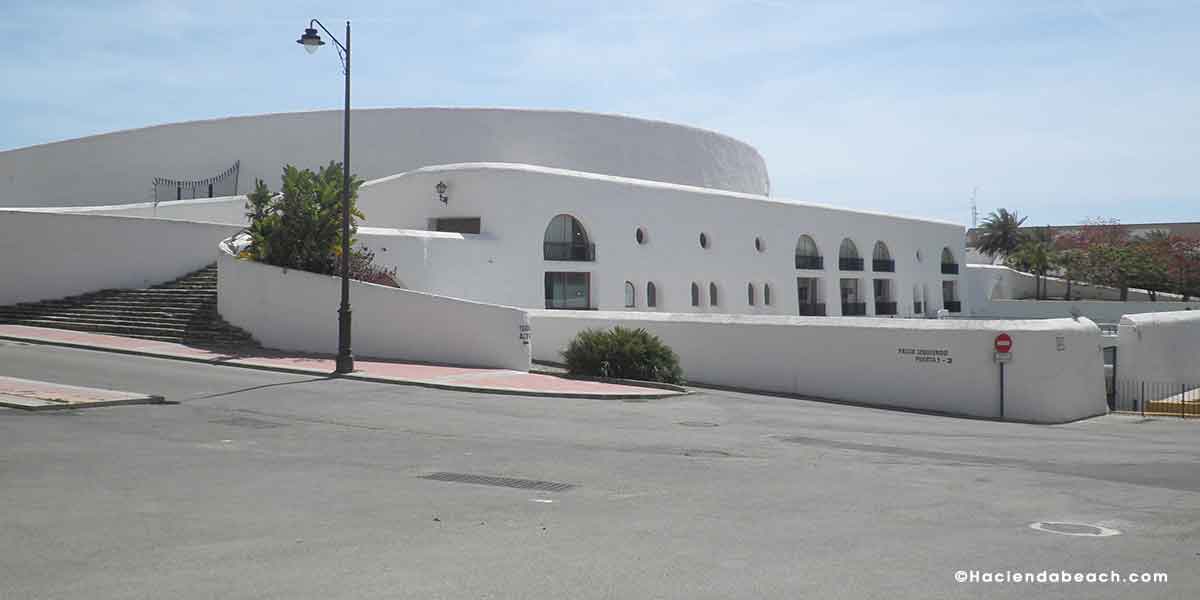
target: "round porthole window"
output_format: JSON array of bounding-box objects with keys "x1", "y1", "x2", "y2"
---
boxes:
[
  {"x1": 754, "y1": 237, "x2": 764, "y2": 252},
  {"x1": 699, "y1": 232, "x2": 709, "y2": 249},
  {"x1": 636, "y1": 227, "x2": 646, "y2": 245},
  {"x1": 916, "y1": 249, "x2": 923, "y2": 263}
]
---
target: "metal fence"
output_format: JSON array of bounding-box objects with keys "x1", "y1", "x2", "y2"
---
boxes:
[
  {"x1": 1109, "y1": 378, "x2": 1200, "y2": 417},
  {"x1": 152, "y1": 160, "x2": 240, "y2": 204}
]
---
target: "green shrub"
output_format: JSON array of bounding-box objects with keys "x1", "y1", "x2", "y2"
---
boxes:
[{"x1": 562, "y1": 326, "x2": 683, "y2": 384}]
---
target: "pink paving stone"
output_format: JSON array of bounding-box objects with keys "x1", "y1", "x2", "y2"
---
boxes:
[{"x1": 0, "y1": 325, "x2": 679, "y2": 398}]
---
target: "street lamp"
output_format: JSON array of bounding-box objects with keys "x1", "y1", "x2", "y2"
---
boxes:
[{"x1": 296, "y1": 18, "x2": 355, "y2": 374}]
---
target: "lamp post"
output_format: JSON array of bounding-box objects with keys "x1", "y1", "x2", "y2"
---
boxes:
[{"x1": 297, "y1": 19, "x2": 354, "y2": 373}]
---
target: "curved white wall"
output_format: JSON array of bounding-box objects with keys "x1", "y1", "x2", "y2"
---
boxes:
[
  {"x1": 0, "y1": 107, "x2": 769, "y2": 207},
  {"x1": 1116, "y1": 310, "x2": 1200, "y2": 386},
  {"x1": 216, "y1": 248, "x2": 531, "y2": 371},
  {"x1": 530, "y1": 311, "x2": 1107, "y2": 424}
]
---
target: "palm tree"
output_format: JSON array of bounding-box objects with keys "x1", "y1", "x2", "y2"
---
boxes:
[
  {"x1": 974, "y1": 209, "x2": 1028, "y2": 259},
  {"x1": 1007, "y1": 239, "x2": 1053, "y2": 299}
]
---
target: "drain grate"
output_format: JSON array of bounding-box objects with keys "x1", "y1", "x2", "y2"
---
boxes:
[{"x1": 419, "y1": 472, "x2": 575, "y2": 492}]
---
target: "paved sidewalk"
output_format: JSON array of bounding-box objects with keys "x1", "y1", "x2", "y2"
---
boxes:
[
  {"x1": 0, "y1": 375, "x2": 162, "y2": 410},
  {"x1": 0, "y1": 325, "x2": 682, "y2": 400}
]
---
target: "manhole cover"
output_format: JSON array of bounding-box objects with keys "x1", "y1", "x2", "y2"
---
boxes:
[
  {"x1": 1030, "y1": 522, "x2": 1121, "y2": 537},
  {"x1": 419, "y1": 472, "x2": 575, "y2": 492},
  {"x1": 677, "y1": 421, "x2": 719, "y2": 428}
]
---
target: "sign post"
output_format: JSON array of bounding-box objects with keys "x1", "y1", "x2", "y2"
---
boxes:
[{"x1": 994, "y1": 333, "x2": 1013, "y2": 418}]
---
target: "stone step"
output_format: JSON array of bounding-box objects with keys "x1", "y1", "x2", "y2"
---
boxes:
[
  {"x1": 0, "y1": 311, "x2": 200, "y2": 327},
  {"x1": 0, "y1": 306, "x2": 214, "y2": 320},
  {"x1": 2, "y1": 318, "x2": 253, "y2": 340}
]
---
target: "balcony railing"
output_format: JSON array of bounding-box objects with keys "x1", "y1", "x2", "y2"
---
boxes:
[
  {"x1": 795, "y1": 255, "x2": 824, "y2": 270},
  {"x1": 872, "y1": 259, "x2": 895, "y2": 272},
  {"x1": 913, "y1": 302, "x2": 924, "y2": 315},
  {"x1": 797, "y1": 303, "x2": 826, "y2": 316},
  {"x1": 875, "y1": 301, "x2": 898, "y2": 315},
  {"x1": 545, "y1": 298, "x2": 593, "y2": 310},
  {"x1": 841, "y1": 302, "x2": 867, "y2": 316},
  {"x1": 941, "y1": 263, "x2": 959, "y2": 275},
  {"x1": 544, "y1": 241, "x2": 596, "y2": 262},
  {"x1": 944, "y1": 300, "x2": 962, "y2": 313},
  {"x1": 839, "y1": 257, "x2": 864, "y2": 271}
]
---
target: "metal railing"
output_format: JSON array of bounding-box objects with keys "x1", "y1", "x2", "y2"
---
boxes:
[
  {"x1": 1109, "y1": 379, "x2": 1200, "y2": 418},
  {"x1": 839, "y1": 257, "x2": 864, "y2": 271},
  {"x1": 944, "y1": 300, "x2": 962, "y2": 313},
  {"x1": 913, "y1": 302, "x2": 924, "y2": 315},
  {"x1": 875, "y1": 301, "x2": 898, "y2": 315},
  {"x1": 795, "y1": 255, "x2": 824, "y2": 270},
  {"x1": 872, "y1": 259, "x2": 895, "y2": 272},
  {"x1": 797, "y1": 303, "x2": 826, "y2": 316},
  {"x1": 543, "y1": 241, "x2": 595, "y2": 262},
  {"x1": 544, "y1": 298, "x2": 593, "y2": 310},
  {"x1": 841, "y1": 302, "x2": 867, "y2": 316},
  {"x1": 941, "y1": 263, "x2": 959, "y2": 275}
]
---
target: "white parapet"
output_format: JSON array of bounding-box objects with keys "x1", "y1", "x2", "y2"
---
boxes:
[
  {"x1": 529, "y1": 311, "x2": 1107, "y2": 424},
  {"x1": 0, "y1": 210, "x2": 243, "y2": 306},
  {"x1": 216, "y1": 244, "x2": 532, "y2": 371}
]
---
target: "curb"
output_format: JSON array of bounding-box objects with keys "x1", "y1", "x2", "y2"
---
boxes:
[{"x1": 0, "y1": 333, "x2": 685, "y2": 401}]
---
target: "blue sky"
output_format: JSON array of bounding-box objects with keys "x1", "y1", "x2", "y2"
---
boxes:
[{"x1": 2, "y1": 1, "x2": 1196, "y2": 225}]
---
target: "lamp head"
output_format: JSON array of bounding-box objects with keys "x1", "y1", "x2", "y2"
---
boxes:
[{"x1": 297, "y1": 27, "x2": 324, "y2": 53}]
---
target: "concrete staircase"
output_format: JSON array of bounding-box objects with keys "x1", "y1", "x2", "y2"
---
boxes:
[{"x1": 0, "y1": 264, "x2": 258, "y2": 347}]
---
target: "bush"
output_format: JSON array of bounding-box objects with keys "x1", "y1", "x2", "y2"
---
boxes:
[
  {"x1": 562, "y1": 326, "x2": 683, "y2": 384},
  {"x1": 242, "y1": 162, "x2": 364, "y2": 275}
]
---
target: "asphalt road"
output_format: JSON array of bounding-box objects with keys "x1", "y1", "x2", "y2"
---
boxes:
[{"x1": 1, "y1": 339, "x2": 1197, "y2": 599}]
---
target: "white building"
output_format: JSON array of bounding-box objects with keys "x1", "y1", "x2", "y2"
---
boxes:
[{"x1": 0, "y1": 107, "x2": 966, "y2": 318}]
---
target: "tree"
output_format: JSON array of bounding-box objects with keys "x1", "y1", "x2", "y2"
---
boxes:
[
  {"x1": 1052, "y1": 247, "x2": 1085, "y2": 300},
  {"x1": 1007, "y1": 238, "x2": 1053, "y2": 299},
  {"x1": 974, "y1": 208, "x2": 1028, "y2": 259},
  {"x1": 242, "y1": 162, "x2": 365, "y2": 275}
]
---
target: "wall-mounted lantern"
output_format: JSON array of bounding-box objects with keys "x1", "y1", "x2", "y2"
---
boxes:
[{"x1": 436, "y1": 181, "x2": 449, "y2": 204}]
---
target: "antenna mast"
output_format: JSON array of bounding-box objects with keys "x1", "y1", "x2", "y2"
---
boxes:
[{"x1": 970, "y1": 187, "x2": 979, "y2": 227}]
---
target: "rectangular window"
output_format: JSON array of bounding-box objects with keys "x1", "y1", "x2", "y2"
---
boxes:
[
  {"x1": 433, "y1": 217, "x2": 481, "y2": 234},
  {"x1": 545, "y1": 272, "x2": 590, "y2": 310}
]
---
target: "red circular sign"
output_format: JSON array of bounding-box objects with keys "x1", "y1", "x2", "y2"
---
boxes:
[{"x1": 994, "y1": 333, "x2": 1013, "y2": 353}]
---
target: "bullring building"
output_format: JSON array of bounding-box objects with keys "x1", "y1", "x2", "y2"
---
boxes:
[{"x1": 0, "y1": 107, "x2": 967, "y2": 318}]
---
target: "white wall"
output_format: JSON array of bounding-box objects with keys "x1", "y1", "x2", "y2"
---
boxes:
[
  {"x1": 0, "y1": 107, "x2": 769, "y2": 207},
  {"x1": 217, "y1": 247, "x2": 531, "y2": 371},
  {"x1": 1116, "y1": 310, "x2": 1200, "y2": 387},
  {"x1": 357, "y1": 163, "x2": 967, "y2": 318},
  {"x1": 528, "y1": 311, "x2": 1106, "y2": 423},
  {"x1": 967, "y1": 264, "x2": 1183, "y2": 302},
  {"x1": 0, "y1": 210, "x2": 241, "y2": 305}
]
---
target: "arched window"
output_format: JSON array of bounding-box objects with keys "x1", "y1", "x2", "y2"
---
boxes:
[
  {"x1": 748, "y1": 283, "x2": 756, "y2": 306},
  {"x1": 795, "y1": 235, "x2": 822, "y2": 269},
  {"x1": 691, "y1": 282, "x2": 701, "y2": 307},
  {"x1": 709, "y1": 282, "x2": 719, "y2": 307},
  {"x1": 872, "y1": 241, "x2": 894, "y2": 272},
  {"x1": 754, "y1": 237, "x2": 764, "y2": 252},
  {"x1": 647, "y1": 282, "x2": 657, "y2": 307},
  {"x1": 624, "y1": 281, "x2": 636, "y2": 308},
  {"x1": 764, "y1": 283, "x2": 772, "y2": 305},
  {"x1": 839, "y1": 238, "x2": 863, "y2": 271},
  {"x1": 543, "y1": 214, "x2": 593, "y2": 261},
  {"x1": 941, "y1": 247, "x2": 959, "y2": 274}
]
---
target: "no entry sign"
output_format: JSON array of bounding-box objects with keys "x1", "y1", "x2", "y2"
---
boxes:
[{"x1": 994, "y1": 333, "x2": 1013, "y2": 353}]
